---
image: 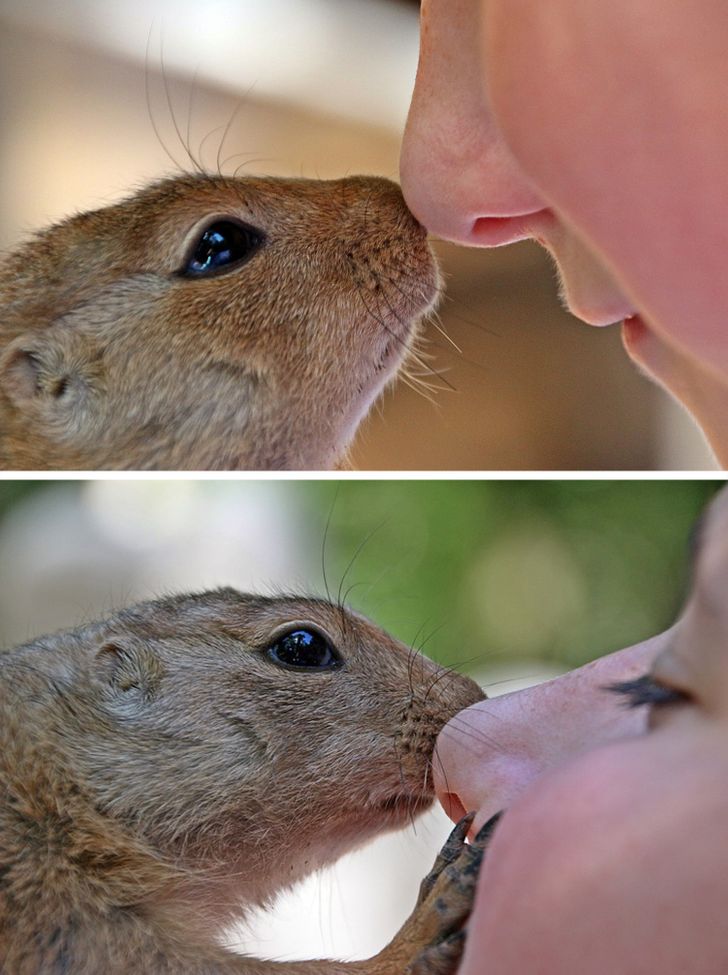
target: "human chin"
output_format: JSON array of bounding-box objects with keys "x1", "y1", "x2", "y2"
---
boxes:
[{"x1": 537, "y1": 223, "x2": 635, "y2": 327}]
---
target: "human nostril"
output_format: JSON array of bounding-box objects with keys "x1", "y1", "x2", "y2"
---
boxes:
[
  {"x1": 438, "y1": 791, "x2": 468, "y2": 826},
  {"x1": 432, "y1": 722, "x2": 468, "y2": 814},
  {"x1": 469, "y1": 210, "x2": 551, "y2": 247}
]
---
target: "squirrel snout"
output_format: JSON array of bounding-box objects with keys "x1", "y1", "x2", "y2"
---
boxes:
[{"x1": 335, "y1": 175, "x2": 429, "y2": 243}]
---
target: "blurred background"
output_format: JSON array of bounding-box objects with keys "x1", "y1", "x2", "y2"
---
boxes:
[
  {"x1": 0, "y1": 477, "x2": 720, "y2": 956},
  {"x1": 0, "y1": 0, "x2": 716, "y2": 470}
]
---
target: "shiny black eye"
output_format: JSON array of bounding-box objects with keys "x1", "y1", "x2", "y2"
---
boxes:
[
  {"x1": 181, "y1": 219, "x2": 265, "y2": 277},
  {"x1": 266, "y1": 628, "x2": 343, "y2": 671}
]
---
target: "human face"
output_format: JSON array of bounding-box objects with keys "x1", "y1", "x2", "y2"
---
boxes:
[
  {"x1": 432, "y1": 485, "x2": 728, "y2": 972},
  {"x1": 401, "y1": 1, "x2": 728, "y2": 462}
]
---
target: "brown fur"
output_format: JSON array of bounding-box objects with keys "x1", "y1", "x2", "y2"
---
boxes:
[
  {"x1": 0, "y1": 588, "x2": 483, "y2": 973},
  {"x1": 0, "y1": 175, "x2": 439, "y2": 470}
]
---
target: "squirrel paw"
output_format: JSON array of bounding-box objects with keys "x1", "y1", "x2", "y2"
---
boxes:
[{"x1": 372, "y1": 812, "x2": 501, "y2": 975}]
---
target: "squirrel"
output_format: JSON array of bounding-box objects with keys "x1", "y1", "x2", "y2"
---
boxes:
[
  {"x1": 0, "y1": 586, "x2": 492, "y2": 974},
  {"x1": 0, "y1": 174, "x2": 439, "y2": 471}
]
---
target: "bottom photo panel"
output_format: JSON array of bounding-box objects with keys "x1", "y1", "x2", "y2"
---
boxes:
[{"x1": 0, "y1": 477, "x2": 724, "y2": 974}]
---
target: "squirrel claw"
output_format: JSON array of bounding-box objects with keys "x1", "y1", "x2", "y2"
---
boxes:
[
  {"x1": 374, "y1": 811, "x2": 502, "y2": 975},
  {"x1": 416, "y1": 813, "x2": 475, "y2": 906}
]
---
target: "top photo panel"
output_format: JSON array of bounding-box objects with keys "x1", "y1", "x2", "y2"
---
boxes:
[{"x1": 0, "y1": 0, "x2": 722, "y2": 472}]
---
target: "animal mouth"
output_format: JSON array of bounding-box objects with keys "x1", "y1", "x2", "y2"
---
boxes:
[
  {"x1": 373, "y1": 327, "x2": 409, "y2": 374},
  {"x1": 377, "y1": 791, "x2": 433, "y2": 818}
]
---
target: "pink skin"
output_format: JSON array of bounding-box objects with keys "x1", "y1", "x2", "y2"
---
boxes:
[
  {"x1": 400, "y1": 0, "x2": 728, "y2": 467},
  {"x1": 435, "y1": 638, "x2": 657, "y2": 834},
  {"x1": 432, "y1": 487, "x2": 728, "y2": 973}
]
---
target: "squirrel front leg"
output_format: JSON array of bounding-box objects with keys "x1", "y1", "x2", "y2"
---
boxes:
[
  {"x1": 35, "y1": 814, "x2": 496, "y2": 975},
  {"x1": 230, "y1": 813, "x2": 500, "y2": 975},
  {"x1": 369, "y1": 813, "x2": 500, "y2": 975}
]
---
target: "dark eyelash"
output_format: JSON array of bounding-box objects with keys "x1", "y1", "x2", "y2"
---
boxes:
[{"x1": 605, "y1": 673, "x2": 690, "y2": 709}]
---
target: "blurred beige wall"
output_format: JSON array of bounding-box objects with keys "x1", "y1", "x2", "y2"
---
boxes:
[{"x1": 0, "y1": 11, "x2": 715, "y2": 469}]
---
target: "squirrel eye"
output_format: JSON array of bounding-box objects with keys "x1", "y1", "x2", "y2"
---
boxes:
[
  {"x1": 181, "y1": 219, "x2": 265, "y2": 277},
  {"x1": 266, "y1": 628, "x2": 343, "y2": 671}
]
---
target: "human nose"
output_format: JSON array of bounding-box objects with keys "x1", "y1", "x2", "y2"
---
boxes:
[
  {"x1": 432, "y1": 635, "x2": 668, "y2": 833},
  {"x1": 399, "y1": 0, "x2": 547, "y2": 247}
]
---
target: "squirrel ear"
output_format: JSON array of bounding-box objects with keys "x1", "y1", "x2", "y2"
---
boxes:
[
  {"x1": 0, "y1": 333, "x2": 95, "y2": 411},
  {"x1": 95, "y1": 639, "x2": 164, "y2": 701},
  {"x1": 0, "y1": 344, "x2": 44, "y2": 405}
]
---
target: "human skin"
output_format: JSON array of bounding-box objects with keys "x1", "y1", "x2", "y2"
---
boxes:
[
  {"x1": 432, "y1": 485, "x2": 728, "y2": 973},
  {"x1": 400, "y1": 0, "x2": 728, "y2": 467}
]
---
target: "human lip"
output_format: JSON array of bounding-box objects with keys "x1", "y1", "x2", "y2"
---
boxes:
[
  {"x1": 470, "y1": 215, "x2": 538, "y2": 247},
  {"x1": 622, "y1": 312, "x2": 649, "y2": 351},
  {"x1": 540, "y1": 235, "x2": 638, "y2": 327},
  {"x1": 623, "y1": 312, "x2": 646, "y2": 334},
  {"x1": 577, "y1": 306, "x2": 636, "y2": 328},
  {"x1": 439, "y1": 790, "x2": 469, "y2": 825},
  {"x1": 464, "y1": 211, "x2": 638, "y2": 328}
]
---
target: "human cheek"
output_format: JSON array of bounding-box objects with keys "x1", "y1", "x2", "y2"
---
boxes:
[
  {"x1": 541, "y1": 221, "x2": 637, "y2": 326},
  {"x1": 482, "y1": 1, "x2": 639, "y2": 323},
  {"x1": 480, "y1": 1, "x2": 588, "y2": 204},
  {"x1": 403, "y1": 0, "x2": 633, "y2": 330},
  {"x1": 667, "y1": 549, "x2": 728, "y2": 713},
  {"x1": 484, "y1": 1, "x2": 728, "y2": 374},
  {"x1": 461, "y1": 734, "x2": 728, "y2": 974}
]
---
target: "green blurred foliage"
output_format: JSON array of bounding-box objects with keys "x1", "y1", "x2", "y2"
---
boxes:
[
  {"x1": 0, "y1": 481, "x2": 48, "y2": 521},
  {"x1": 298, "y1": 480, "x2": 723, "y2": 671},
  {"x1": 0, "y1": 479, "x2": 722, "y2": 674}
]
